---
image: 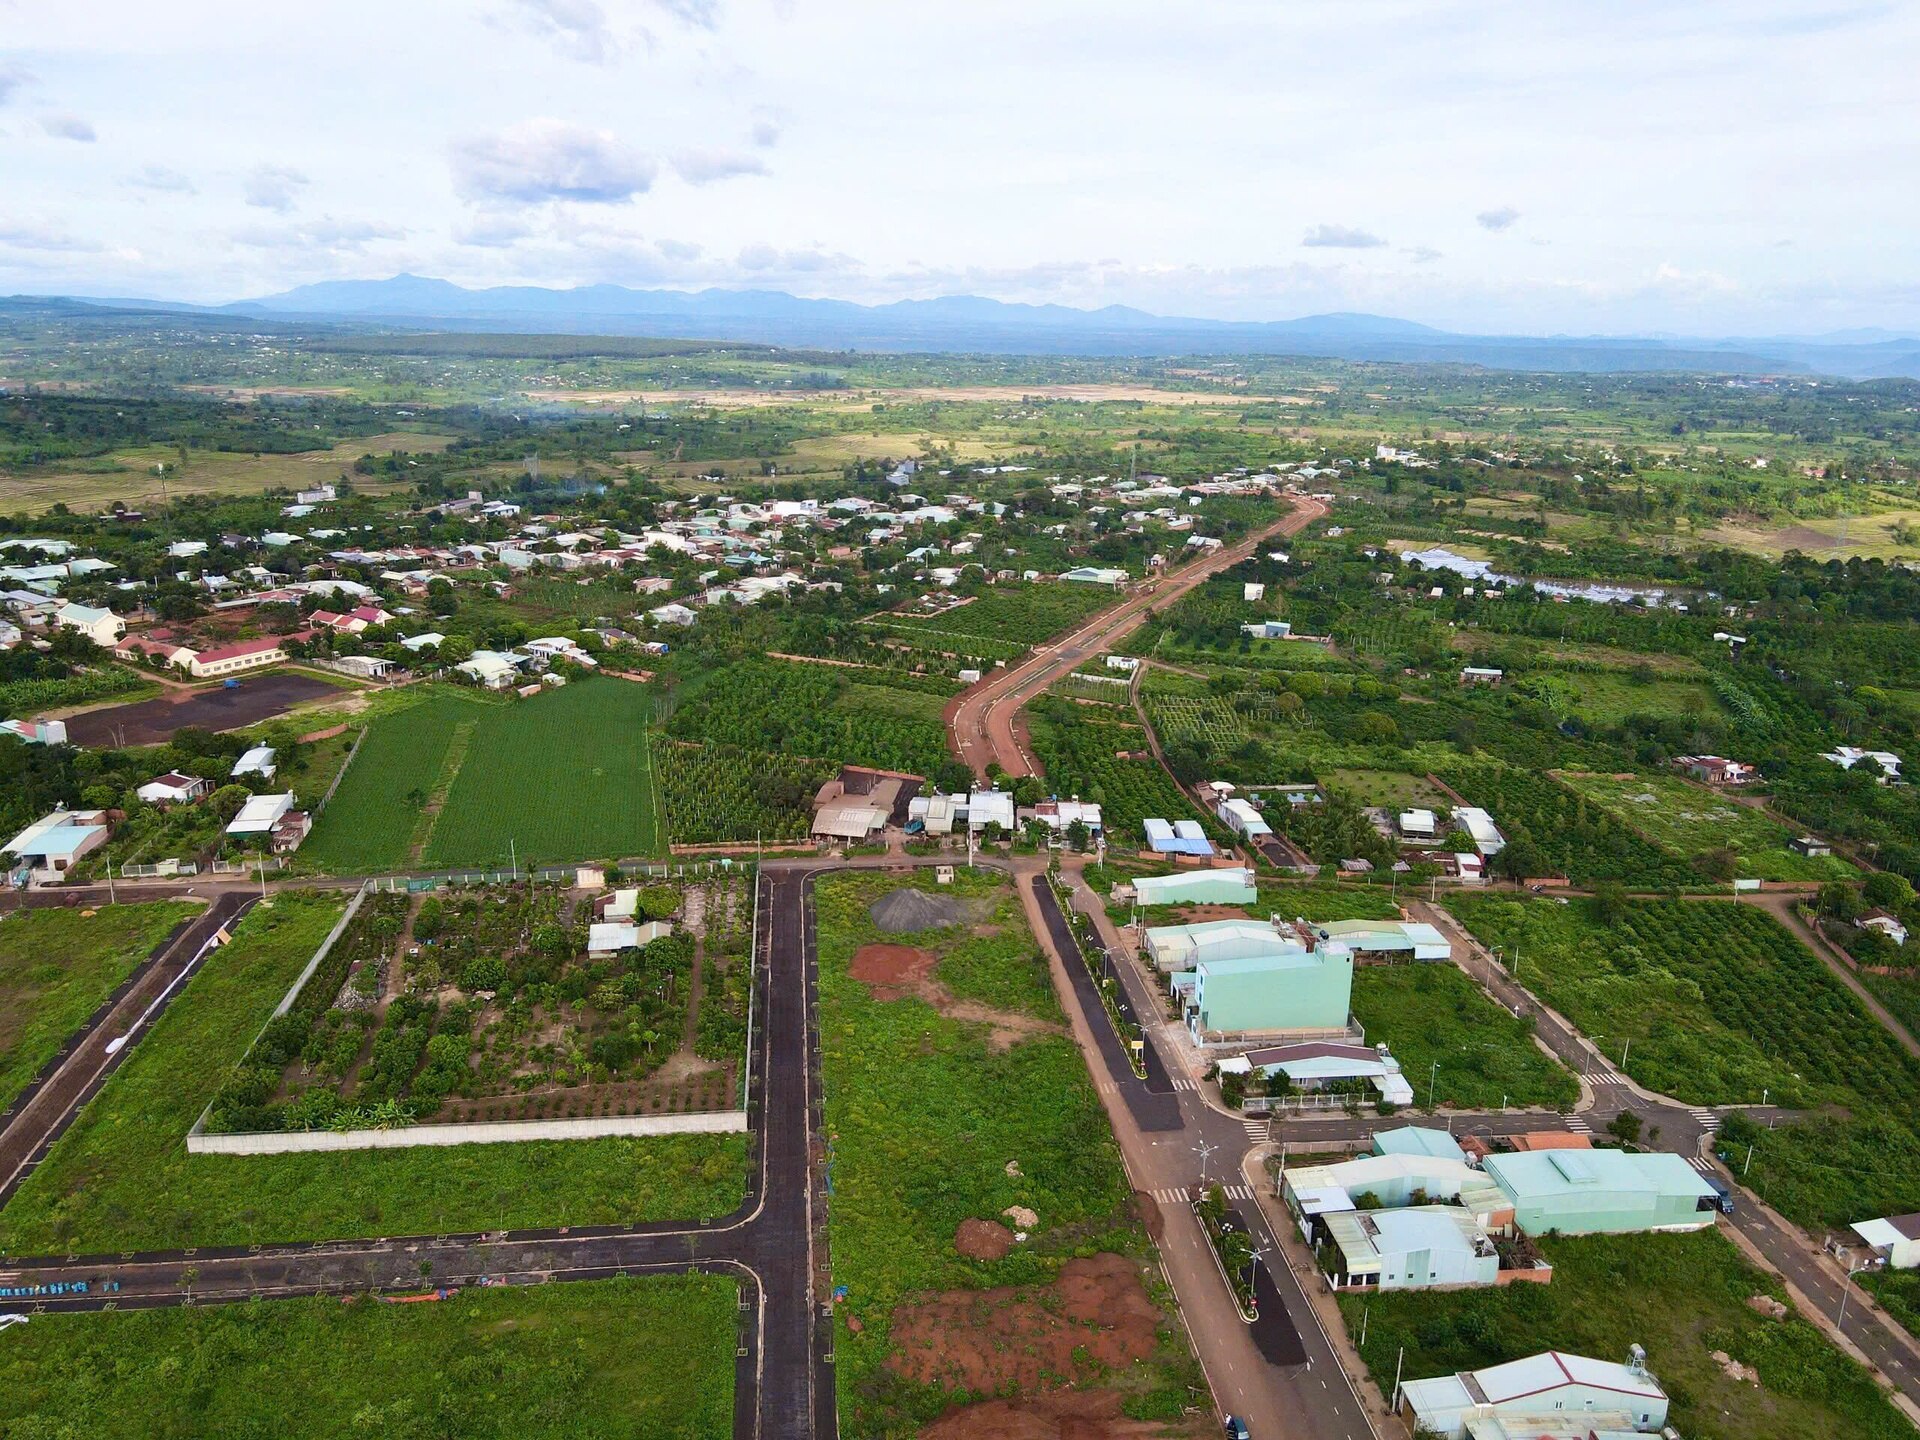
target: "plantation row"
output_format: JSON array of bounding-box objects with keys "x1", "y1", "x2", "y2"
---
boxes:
[
  {"x1": 1434, "y1": 763, "x2": 1696, "y2": 887},
  {"x1": 653, "y1": 739, "x2": 829, "y2": 845},
  {"x1": 1025, "y1": 696, "x2": 1210, "y2": 840},
  {"x1": 880, "y1": 582, "x2": 1109, "y2": 645}
]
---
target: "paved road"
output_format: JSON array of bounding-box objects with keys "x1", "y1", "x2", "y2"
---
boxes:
[{"x1": 944, "y1": 495, "x2": 1327, "y2": 778}]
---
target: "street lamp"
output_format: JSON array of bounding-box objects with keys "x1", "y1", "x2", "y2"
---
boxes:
[
  {"x1": 1838, "y1": 1259, "x2": 1869, "y2": 1329},
  {"x1": 1428, "y1": 1060, "x2": 1440, "y2": 1111}
]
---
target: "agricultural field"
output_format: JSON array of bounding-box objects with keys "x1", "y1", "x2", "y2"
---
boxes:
[
  {"x1": 302, "y1": 680, "x2": 661, "y2": 872},
  {"x1": 206, "y1": 873, "x2": 748, "y2": 1135},
  {"x1": 1025, "y1": 695, "x2": 1211, "y2": 841},
  {"x1": 1557, "y1": 771, "x2": 1856, "y2": 881},
  {"x1": 876, "y1": 582, "x2": 1110, "y2": 646},
  {"x1": 0, "y1": 1274, "x2": 737, "y2": 1440},
  {"x1": 1860, "y1": 968, "x2": 1920, "y2": 1044},
  {"x1": 1343, "y1": 1230, "x2": 1913, "y2": 1440},
  {"x1": 1446, "y1": 895, "x2": 1920, "y2": 1114},
  {"x1": 664, "y1": 658, "x2": 948, "y2": 779},
  {"x1": 816, "y1": 869, "x2": 1204, "y2": 1436},
  {"x1": 1434, "y1": 762, "x2": 1697, "y2": 887},
  {"x1": 0, "y1": 892, "x2": 747, "y2": 1254},
  {"x1": 0, "y1": 661, "x2": 152, "y2": 718},
  {"x1": 1511, "y1": 669, "x2": 1724, "y2": 725},
  {"x1": 1349, "y1": 962, "x2": 1579, "y2": 1111},
  {"x1": 653, "y1": 739, "x2": 830, "y2": 845},
  {"x1": 0, "y1": 900, "x2": 198, "y2": 1113},
  {"x1": 1317, "y1": 767, "x2": 1454, "y2": 810}
]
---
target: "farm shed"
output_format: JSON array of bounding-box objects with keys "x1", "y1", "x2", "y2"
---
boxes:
[
  {"x1": 1144, "y1": 817, "x2": 1215, "y2": 857},
  {"x1": 1130, "y1": 869, "x2": 1257, "y2": 906},
  {"x1": 1184, "y1": 946, "x2": 1353, "y2": 1040},
  {"x1": 1399, "y1": 1350, "x2": 1669, "y2": 1440},
  {"x1": 1322, "y1": 1206, "x2": 1499, "y2": 1291},
  {"x1": 1850, "y1": 1213, "x2": 1920, "y2": 1269},
  {"x1": 1312, "y1": 919, "x2": 1451, "y2": 962},
  {"x1": 226, "y1": 793, "x2": 296, "y2": 836},
  {"x1": 1480, "y1": 1149, "x2": 1718, "y2": 1236}
]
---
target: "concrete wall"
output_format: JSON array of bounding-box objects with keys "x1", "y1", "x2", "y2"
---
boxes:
[{"x1": 188, "y1": 1108, "x2": 747, "y2": 1155}]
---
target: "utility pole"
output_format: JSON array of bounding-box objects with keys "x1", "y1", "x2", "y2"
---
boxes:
[
  {"x1": 509, "y1": 837, "x2": 517, "y2": 882},
  {"x1": 1838, "y1": 1260, "x2": 1866, "y2": 1329},
  {"x1": 1194, "y1": 1138, "x2": 1218, "y2": 1188},
  {"x1": 1428, "y1": 1060, "x2": 1439, "y2": 1111},
  {"x1": 1620, "y1": 1038, "x2": 1631, "y2": 1069},
  {"x1": 104, "y1": 859, "x2": 116, "y2": 906},
  {"x1": 1391, "y1": 1346, "x2": 1405, "y2": 1411}
]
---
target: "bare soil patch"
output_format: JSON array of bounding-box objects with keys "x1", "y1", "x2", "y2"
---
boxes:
[
  {"x1": 849, "y1": 944, "x2": 1061, "y2": 1051},
  {"x1": 888, "y1": 1252, "x2": 1160, "y2": 1394},
  {"x1": 63, "y1": 673, "x2": 343, "y2": 747},
  {"x1": 1164, "y1": 904, "x2": 1254, "y2": 923},
  {"x1": 954, "y1": 1218, "x2": 1015, "y2": 1261},
  {"x1": 922, "y1": 1390, "x2": 1193, "y2": 1440}
]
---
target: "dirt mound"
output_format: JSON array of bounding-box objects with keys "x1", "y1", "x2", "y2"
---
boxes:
[
  {"x1": 921, "y1": 1390, "x2": 1184, "y2": 1440},
  {"x1": 870, "y1": 887, "x2": 976, "y2": 933},
  {"x1": 1133, "y1": 1190, "x2": 1165, "y2": 1242},
  {"x1": 850, "y1": 943, "x2": 938, "y2": 991},
  {"x1": 887, "y1": 1252, "x2": 1160, "y2": 1395},
  {"x1": 955, "y1": 1219, "x2": 1015, "y2": 1261}
]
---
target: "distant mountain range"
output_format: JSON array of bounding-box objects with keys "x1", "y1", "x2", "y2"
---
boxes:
[{"x1": 22, "y1": 273, "x2": 1920, "y2": 379}]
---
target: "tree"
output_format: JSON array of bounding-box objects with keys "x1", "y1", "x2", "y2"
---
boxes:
[
  {"x1": 1862, "y1": 871, "x2": 1914, "y2": 911},
  {"x1": 1606, "y1": 1110, "x2": 1644, "y2": 1145},
  {"x1": 1592, "y1": 881, "x2": 1629, "y2": 927}
]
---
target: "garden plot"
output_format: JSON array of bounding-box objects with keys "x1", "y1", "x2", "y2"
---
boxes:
[
  {"x1": 204, "y1": 871, "x2": 756, "y2": 1138},
  {"x1": 1557, "y1": 771, "x2": 1856, "y2": 881}
]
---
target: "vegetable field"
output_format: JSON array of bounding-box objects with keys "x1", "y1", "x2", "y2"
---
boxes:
[
  {"x1": 1556, "y1": 771, "x2": 1854, "y2": 881},
  {"x1": 878, "y1": 582, "x2": 1108, "y2": 646},
  {"x1": 1350, "y1": 963, "x2": 1578, "y2": 1110},
  {"x1": 666, "y1": 659, "x2": 948, "y2": 778},
  {"x1": 1447, "y1": 894, "x2": 1920, "y2": 1110}
]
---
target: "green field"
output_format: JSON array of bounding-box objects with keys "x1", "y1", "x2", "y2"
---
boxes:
[
  {"x1": 816, "y1": 870, "x2": 1203, "y2": 1437},
  {"x1": 0, "y1": 901, "x2": 198, "y2": 1114},
  {"x1": 1557, "y1": 771, "x2": 1856, "y2": 881},
  {"x1": 1517, "y1": 670, "x2": 1724, "y2": 724},
  {"x1": 1344, "y1": 1231, "x2": 1911, "y2": 1440},
  {"x1": 879, "y1": 582, "x2": 1109, "y2": 645},
  {"x1": 424, "y1": 679, "x2": 660, "y2": 866},
  {"x1": 0, "y1": 892, "x2": 746, "y2": 1254},
  {"x1": 0, "y1": 1274, "x2": 737, "y2": 1439},
  {"x1": 1350, "y1": 963, "x2": 1579, "y2": 1110},
  {"x1": 301, "y1": 680, "x2": 661, "y2": 872}
]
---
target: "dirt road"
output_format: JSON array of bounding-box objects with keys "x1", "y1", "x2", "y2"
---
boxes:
[{"x1": 944, "y1": 496, "x2": 1328, "y2": 779}]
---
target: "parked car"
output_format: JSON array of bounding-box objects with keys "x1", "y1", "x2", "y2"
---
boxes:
[{"x1": 1224, "y1": 1418, "x2": 1251, "y2": 1440}]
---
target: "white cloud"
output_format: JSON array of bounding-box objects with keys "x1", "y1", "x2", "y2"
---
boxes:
[
  {"x1": 750, "y1": 115, "x2": 782, "y2": 148},
  {"x1": 1404, "y1": 246, "x2": 1443, "y2": 265},
  {"x1": 1302, "y1": 224, "x2": 1386, "y2": 249},
  {"x1": 671, "y1": 148, "x2": 767, "y2": 184},
  {"x1": 231, "y1": 215, "x2": 406, "y2": 252},
  {"x1": 127, "y1": 164, "x2": 196, "y2": 195},
  {"x1": 244, "y1": 165, "x2": 309, "y2": 213},
  {"x1": 39, "y1": 112, "x2": 95, "y2": 142},
  {"x1": 452, "y1": 119, "x2": 656, "y2": 204},
  {"x1": 0, "y1": 219, "x2": 101, "y2": 252},
  {"x1": 1476, "y1": 206, "x2": 1521, "y2": 232},
  {"x1": 452, "y1": 211, "x2": 538, "y2": 248},
  {"x1": 654, "y1": 0, "x2": 719, "y2": 29},
  {"x1": 0, "y1": 65, "x2": 30, "y2": 106},
  {"x1": 509, "y1": 0, "x2": 622, "y2": 63}
]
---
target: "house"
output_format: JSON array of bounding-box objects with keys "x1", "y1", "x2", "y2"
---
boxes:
[
  {"x1": 1281, "y1": 1153, "x2": 1513, "y2": 1237},
  {"x1": 1850, "y1": 1213, "x2": 1920, "y2": 1269},
  {"x1": 53, "y1": 603, "x2": 126, "y2": 647},
  {"x1": 1322, "y1": 1206, "x2": 1501, "y2": 1291},
  {"x1": 1480, "y1": 1149, "x2": 1719, "y2": 1235},
  {"x1": 907, "y1": 792, "x2": 960, "y2": 836},
  {"x1": 1398, "y1": 1349, "x2": 1670, "y2": 1440},
  {"x1": 271, "y1": 809, "x2": 313, "y2": 853},
  {"x1": 1216, "y1": 796, "x2": 1273, "y2": 842},
  {"x1": 1146, "y1": 918, "x2": 1301, "y2": 972},
  {"x1": 1128, "y1": 869, "x2": 1258, "y2": 907},
  {"x1": 328, "y1": 654, "x2": 395, "y2": 679},
  {"x1": 1460, "y1": 666, "x2": 1504, "y2": 686},
  {"x1": 1143, "y1": 818, "x2": 1215, "y2": 857},
  {"x1": 589, "y1": 918, "x2": 673, "y2": 955},
  {"x1": 1399, "y1": 808, "x2": 1439, "y2": 841},
  {"x1": 1858, "y1": 910, "x2": 1909, "y2": 947},
  {"x1": 1239, "y1": 620, "x2": 1293, "y2": 639},
  {"x1": 1823, "y1": 746, "x2": 1903, "y2": 782},
  {"x1": 1789, "y1": 835, "x2": 1832, "y2": 858},
  {"x1": 1674, "y1": 754, "x2": 1759, "y2": 786},
  {"x1": 1023, "y1": 799, "x2": 1103, "y2": 835},
  {"x1": 1220, "y1": 1040, "x2": 1416, "y2": 1107},
  {"x1": 136, "y1": 772, "x2": 210, "y2": 806},
  {"x1": 232, "y1": 745, "x2": 278, "y2": 780},
  {"x1": 457, "y1": 650, "x2": 524, "y2": 689},
  {"x1": 401, "y1": 632, "x2": 446, "y2": 652},
  {"x1": 1060, "y1": 566, "x2": 1129, "y2": 586},
  {"x1": 4, "y1": 808, "x2": 111, "y2": 881},
  {"x1": 226, "y1": 792, "x2": 296, "y2": 839},
  {"x1": 962, "y1": 788, "x2": 1016, "y2": 834},
  {"x1": 1452, "y1": 806, "x2": 1507, "y2": 856},
  {"x1": 648, "y1": 602, "x2": 698, "y2": 627},
  {"x1": 185, "y1": 633, "x2": 313, "y2": 679},
  {"x1": 1243, "y1": 583, "x2": 1266, "y2": 601},
  {"x1": 0, "y1": 717, "x2": 68, "y2": 745}
]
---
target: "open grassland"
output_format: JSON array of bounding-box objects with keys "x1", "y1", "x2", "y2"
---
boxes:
[
  {"x1": 0, "y1": 893, "x2": 746, "y2": 1254},
  {"x1": 816, "y1": 870, "x2": 1204, "y2": 1437},
  {"x1": 1344, "y1": 1231, "x2": 1913, "y2": 1440},
  {"x1": 1518, "y1": 670, "x2": 1724, "y2": 725},
  {"x1": 423, "y1": 679, "x2": 660, "y2": 867},
  {"x1": 1318, "y1": 767, "x2": 1454, "y2": 809},
  {"x1": 0, "y1": 1274, "x2": 737, "y2": 1440},
  {"x1": 0, "y1": 901, "x2": 198, "y2": 1114},
  {"x1": 299, "y1": 689, "x2": 487, "y2": 871},
  {"x1": 1350, "y1": 963, "x2": 1578, "y2": 1110},
  {"x1": 1557, "y1": 771, "x2": 1856, "y2": 881},
  {"x1": 1446, "y1": 894, "x2": 1920, "y2": 1112},
  {"x1": 0, "y1": 433, "x2": 440, "y2": 514}
]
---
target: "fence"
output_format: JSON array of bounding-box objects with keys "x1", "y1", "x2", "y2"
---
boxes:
[
  {"x1": 364, "y1": 858, "x2": 757, "y2": 893},
  {"x1": 188, "y1": 1108, "x2": 746, "y2": 1156},
  {"x1": 311, "y1": 724, "x2": 367, "y2": 818},
  {"x1": 209, "y1": 856, "x2": 284, "y2": 875},
  {"x1": 119, "y1": 859, "x2": 198, "y2": 879}
]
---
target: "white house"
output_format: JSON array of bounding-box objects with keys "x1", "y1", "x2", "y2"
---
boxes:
[
  {"x1": 54, "y1": 603, "x2": 126, "y2": 647},
  {"x1": 1399, "y1": 1350, "x2": 1670, "y2": 1440},
  {"x1": 226, "y1": 792, "x2": 295, "y2": 836},
  {"x1": 232, "y1": 745, "x2": 278, "y2": 780},
  {"x1": 1452, "y1": 806, "x2": 1506, "y2": 856},
  {"x1": 1823, "y1": 746, "x2": 1902, "y2": 781},
  {"x1": 137, "y1": 772, "x2": 211, "y2": 806},
  {"x1": 1851, "y1": 1213, "x2": 1920, "y2": 1269},
  {"x1": 1398, "y1": 808, "x2": 1439, "y2": 841},
  {"x1": 648, "y1": 602, "x2": 698, "y2": 627},
  {"x1": 1240, "y1": 620, "x2": 1293, "y2": 639},
  {"x1": 457, "y1": 650, "x2": 523, "y2": 689},
  {"x1": 4, "y1": 808, "x2": 111, "y2": 880},
  {"x1": 1858, "y1": 910, "x2": 1909, "y2": 947}
]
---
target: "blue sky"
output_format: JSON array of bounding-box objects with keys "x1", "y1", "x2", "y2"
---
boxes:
[{"x1": 2, "y1": 0, "x2": 1916, "y2": 334}]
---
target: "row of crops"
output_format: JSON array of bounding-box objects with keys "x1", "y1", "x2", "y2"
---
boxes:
[
  {"x1": 878, "y1": 583, "x2": 1110, "y2": 645},
  {"x1": 665, "y1": 659, "x2": 949, "y2": 778},
  {"x1": 1433, "y1": 762, "x2": 1697, "y2": 887},
  {"x1": 1024, "y1": 696, "x2": 1214, "y2": 841},
  {"x1": 653, "y1": 739, "x2": 831, "y2": 845}
]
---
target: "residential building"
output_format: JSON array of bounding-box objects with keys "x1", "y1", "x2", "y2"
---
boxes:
[
  {"x1": 226, "y1": 792, "x2": 296, "y2": 838},
  {"x1": 0, "y1": 718, "x2": 68, "y2": 745},
  {"x1": 1789, "y1": 835, "x2": 1833, "y2": 858},
  {"x1": 1311, "y1": 919, "x2": 1451, "y2": 962},
  {"x1": 1128, "y1": 869, "x2": 1257, "y2": 906},
  {"x1": 1850, "y1": 1213, "x2": 1920, "y2": 1269},
  {"x1": 1220, "y1": 1040, "x2": 1415, "y2": 1107},
  {"x1": 1060, "y1": 566, "x2": 1129, "y2": 586},
  {"x1": 1480, "y1": 1149, "x2": 1719, "y2": 1235},
  {"x1": 1143, "y1": 817, "x2": 1215, "y2": 857},
  {"x1": 54, "y1": 603, "x2": 126, "y2": 646},
  {"x1": 1146, "y1": 917, "x2": 1305, "y2": 972},
  {"x1": 1858, "y1": 910, "x2": 1909, "y2": 947},
  {"x1": 457, "y1": 650, "x2": 524, "y2": 689},
  {"x1": 962, "y1": 788, "x2": 1016, "y2": 834},
  {"x1": 4, "y1": 808, "x2": 111, "y2": 881},
  {"x1": 1322, "y1": 1206, "x2": 1501, "y2": 1290},
  {"x1": 589, "y1": 918, "x2": 674, "y2": 955},
  {"x1": 1216, "y1": 796, "x2": 1273, "y2": 841},
  {"x1": 400, "y1": 632, "x2": 445, "y2": 651},
  {"x1": 1674, "y1": 754, "x2": 1759, "y2": 785},
  {"x1": 1398, "y1": 1350, "x2": 1670, "y2": 1439},
  {"x1": 1399, "y1": 808, "x2": 1439, "y2": 841},
  {"x1": 136, "y1": 772, "x2": 210, "y2": 806},
  {"x1": 1282, "y1": 1153, "x2": 1513, "y2": 1235},
  {"x1": 1452, "y1": 806, "x2": 1507, "y2": 856},
  {"x1": 1823, "y1": 746, "x2": 1902, "y2": 781},
  {"x1": 907, "y1": 793, "x2": 960, "y2": 836},
  {"x1": 648, "y1": 602, "x2": 698, "y2": 627},
  {"x1": 232, "y1": 745, "x2": 278, "y2": 780},
  {"x1": 1239, "y1": 619, "x2": 1292, "y2": 639},
  {"x1": 1022, "y1": 799, "x2": 1103, "y2": 835},
  {"x1": 1179, "y1": 943, "x2": 1353, "y2": 1040},
  {"x1": 327, "y1": 654, "x2": 395, "y2": 679},
  {"x1": 1460, "y1": 666, "x2": 1504, "y2": 686}
]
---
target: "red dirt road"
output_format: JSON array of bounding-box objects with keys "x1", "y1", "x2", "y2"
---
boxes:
[{"x1": 944, "y1": 496, "x2": 1328, "y2": 779}]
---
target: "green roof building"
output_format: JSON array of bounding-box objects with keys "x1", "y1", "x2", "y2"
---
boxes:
[{"x1": 1482, "y1": 1149, "x2": 1718, "y2": 1236}]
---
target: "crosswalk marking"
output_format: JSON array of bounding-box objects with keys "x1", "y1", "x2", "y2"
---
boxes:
[
  {"x1": 1169, "y1": 1077, "x2": 1198, "y2": 1093},
  {"x1": 1147, "y1": 1184, "x2": 1256, "y2": 1205},
  {"x1": 1582, "y1": 1071, "x2": 1625, "y2": 1086},
  {"x1": 1687, "y1": 1157, "x2": 1715, "y2": 1173},
  {"x1": 1689, "y1": 1108, "x2": 1719, "y2": 1132},
  {"x1": 1563, "y1": 1116, "x2": 1592, "y2": 1133}
]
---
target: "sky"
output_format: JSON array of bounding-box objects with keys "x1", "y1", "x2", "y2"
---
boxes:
[{"x1": 2, "y1": 0, "x2": 1918, "y2": 335}]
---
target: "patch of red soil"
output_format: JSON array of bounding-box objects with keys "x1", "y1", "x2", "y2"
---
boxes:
[
  {"x1": 886, "y1": 1253, "x2": 1161, "y2": 1395},
  {"x1": 1168, "y1": 904, "x2": 1254, "y2": 922},
  {"x1": 920, "y1": 1390, "x2": 1191, "y2": 1440},
  {"x1": 955, "y1": 1219, "x2": 1015, "y2": 1261},
  {"x1": 849, "y1": 943, "x2": 938, "y2": 995}
]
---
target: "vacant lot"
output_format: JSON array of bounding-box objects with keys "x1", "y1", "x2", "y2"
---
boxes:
[
  {"x1": 817, "y1": 870, "x2": 1203, "y2": 1436},
  {"x1": 0, "y1": 1274, "x2": 737, "y2": 1439},
  {"x1": 1558, "y1": 771, "x2": 1855, "y2": 881},
  {"x1": 0, "y1": 901, "x2": 198, "y2": 1114},
  {"x1": 1344, "y1": 1230, "x2": 1911, "y2": 1440},
  {"x1": 0, "y1": 893, "x2": 746, "y2": 1253},
  {"x1": 1350, "y1": 962, "x2": 1578, "y2": 1110},
  {"x1": 64, "y1": 672, "x2": 345, "y2": 747}
]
